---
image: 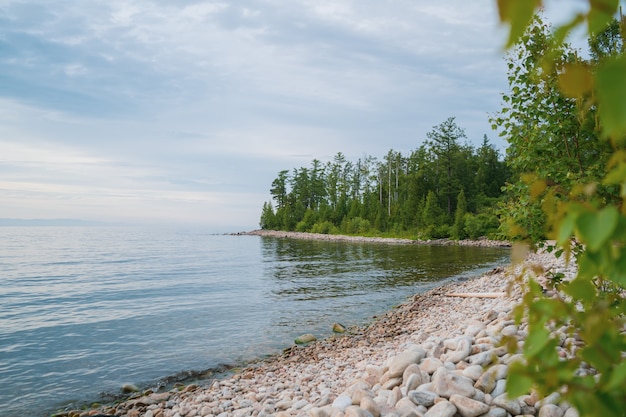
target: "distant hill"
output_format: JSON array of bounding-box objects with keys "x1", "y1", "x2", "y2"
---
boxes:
[{"x1": 0, "y1": 219, "x2": 111, "y2": 226}]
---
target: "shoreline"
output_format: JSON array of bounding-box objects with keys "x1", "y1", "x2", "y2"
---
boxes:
[
  {"x1": 235, "y1": 229, "x2": 511, "y2": 248},
  {"x1": 75, "y1": 248, "x2": 580, "y2": 417}
]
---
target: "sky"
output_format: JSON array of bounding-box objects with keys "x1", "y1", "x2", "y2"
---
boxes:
[{"x1": 0, "y1": 0, "x2": 582, "y2": 231}]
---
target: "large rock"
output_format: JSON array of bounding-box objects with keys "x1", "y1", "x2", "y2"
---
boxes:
[
  {"x1": 395, "y1": 397, "x2": 423, "y2": 416},
  {"x1": 332, "y1": 323, "x2": 347, "y2": 333},
  {"x1": 481, "y1": 407, "x2": 508, "y2": 417},
  {"x1": 408, "y1": 390, "x2": 438, "y2": 407},
  {"x1": 443, "y1": 336, "x2": 473, "y2": 363},
  {"x1": 431, "y1": 367, "x2": 476, "y2": 399},
  {"x1": 388, "y1": 349, "x2": 426, "y2": 378},
  {"x1": 492, "y1": 394, "x2": 522, "y2": 415},
  {"x1": 332, "y1": 394, "x2": 353, "y2": 411},
  {"x1": 344, "y1": 405, "x2": 375, "y2": 417},
  {"x1": 360, "y1": 396, "x2": 381, "y2": 417},
  {"x1": 467, "y1": 351, "x2": 496, "y2": 367},
  {"x1": 474, "y1": 364, "x2": 508, "y2": 393},
  {"x1": 424, "y1": 400, "x2": 457, "y2": 417},
  {"x1": 420, "y1": 357, "x2": 444, "y2": 374},
  {"x1": 404, "y1": 372, "x2": 424, "y2": 392},
  {"x1": 449, "y1": 394, "x2": 490, "y2": 417},
  {"x1": 538, "y1": 404, "x2": 565, "y2": 417},
  {"x1": 462, "y1": 365, "x2": 484, "y2": 382},
  {"x1": 295, "y1": 334, "x2": 317, "y2": 344}
]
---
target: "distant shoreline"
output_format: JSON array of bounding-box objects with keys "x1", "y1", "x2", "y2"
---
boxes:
[{"x1": 236, "y1": 229, "x2": 511, "y2": 248}]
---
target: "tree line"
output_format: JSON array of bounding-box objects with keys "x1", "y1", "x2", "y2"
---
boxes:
[{"x1": 259, "y1": 117, "x2": 510, "y2": 239}]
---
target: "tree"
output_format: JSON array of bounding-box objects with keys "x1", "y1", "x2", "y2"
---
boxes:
[
  {"x1": 452, "y1": 190, "x2": 467, "y2": 240},
  {"x1": 259, "y1": 201, "x2": 277, "y2": 230},
  {"x1": 270, "y1": 170, "x2": 289, "y2": 209},
  {"x1": 422, "y1": 190, "x2": 445, "y2": 237},
  {"x1": 496, "y1": 4, "x2": 626, "y2": 416},
  {"x1": 492, "y1": 15, "x2": 613, "y2": 241},
  {"x1": 426, "y1": 117, "x2": 466, "y2": 218}
]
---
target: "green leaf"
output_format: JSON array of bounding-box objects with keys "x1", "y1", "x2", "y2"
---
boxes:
[
  {"x1": 587, "y1": 0, "x2": 619, "y2": 34},
  {"x1": 558, "y1": 63, "x2": 594, "y2": 97},
  {"x1": 596, "y1": 56, "x2": 626, "y2": 140},
  {"x1": 525, "y1": 325, "x2": 551, "y2": 358},
  {"x1": 507, "y1": 371, "x2": 534, "y2": 397},
  {"x1": 610, "y1": 251, "x2": 626, "y2": 286},
  {"x1": 603, "y1": 162, "x2": 626, "y2": 185},
  {"x1": 576, "y1": 206, "x2": 619, "y2": 252},
  {"x1": 581, "y1": 344, "x2": 612, "y2": 372},
  {"x1": 497, "y1": 0, "x2": 542, "y2": 47},
  {"x1": 605, "y1": 360, "x2": 626, "y2": 391},
  {"x1": 558, "y1": 211, "x2": 578, "y2": 245},
  {"x1": 564, "y1": 277, "x2": 596, "y2": 303}
]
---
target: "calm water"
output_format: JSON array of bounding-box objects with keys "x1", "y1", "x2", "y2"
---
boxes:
[{"x1": 0, "y1": 227, "x2": 509, "y2": 417}]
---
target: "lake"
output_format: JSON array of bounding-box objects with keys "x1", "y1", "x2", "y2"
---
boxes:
[{"x1": 0, "y1": 227, "x2": 509, "y2": 417}]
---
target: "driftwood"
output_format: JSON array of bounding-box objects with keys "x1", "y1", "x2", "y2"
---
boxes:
[{"x1": 445, "y1": 292, "x2": 506, "y2": 298}]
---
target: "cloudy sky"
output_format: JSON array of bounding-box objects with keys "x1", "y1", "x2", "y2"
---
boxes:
[{"x1": 0, "y1": 1, "x2": 548, "y2": 231}]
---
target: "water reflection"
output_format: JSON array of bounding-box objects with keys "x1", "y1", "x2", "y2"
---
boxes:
[{"x1": 261, "y1": 237, "x2": 510, "y2": 301}]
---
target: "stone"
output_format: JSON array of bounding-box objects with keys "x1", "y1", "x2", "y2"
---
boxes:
[
  {"x1": 405, "y1": 373, "x2": 423, "y2": 392},
  {"x1": 293, "y1": 399, "x2": 309, "y2": 410},
  {"x1": 501, "y1": 324, "x2": 518, "y2": 337},
  {"x1": 564, "y1": 407, "x2": 580, "y2": 417},
  {"x1": 482, "y1": 310, "x2": 498, "y2": 322},
  {"x1": 403, "y1": 363, "x2": 421, "y2": 381},
  {"x1": 121, "y1": 383, "x2": 140, "y2": 393},
  {"x1": 537, "y1": 392, "x2": 562, "y2": 407},
  {"x1": 491, "y1": 379, "x2": 506, "y2": 398},
  {"x1": 387, "y1": 386, "x2": 402, "y2": 408},
  {"x1": 408, "y1": 390, "x2": 438, "y2": 407},
  {"x1": 420, "y1": 358, "x2": 444, "y2": 374},
  {"x1": 295, "y1": 334, "x2": 317, "y2": 344},
  {"x1": 382, "y1": 377, "x2": 403, "y2": 390},
  {"x1": 464, "y1": 324, "x2": 485, "y2": 337},
  {"x1": 310, "y1": 406, "x2": 333, "y2": 417},
  {"x1": 333, "y1": 323, "x2": 347, "y2": 333},
  {"x1": 449, "y1": 394, "x2": 490, "y2": 417},
  {"x1": 332, "y1": 394, "x2": 353, "y2": 411},
  {"x1": 461, "y1": 365, "x2": 483, "y2": 381},
  {"x1": 366, "y1": 365, "x2": 384, "y2": 379},
  {"x1": 276, "y1": 399, "x2": 293, "y2": 410},
  {"x1": 430, "y1": 367, "x2": 476, "y2": 399},
  {"x1": 344, "y1": 406, "x2": 374, "y2": 417},
  {"x1": 351, "y1": 389, "x2": 373, "y2": 405},
  {"x1": 474, "y1": 365, "x2": 507, "y2": 393},
  {"x1": 424, "y1": 400, "x2": 457, "y2": 417},
  {"x1": 360, "y1": 396, "x2": 381, "y2": 417},
  {"x1": 396, "y1": 397, "x2": 422, "y2": 414},
  {"x1": 472, "y1": 389, "x2": 486, "y2": 404},
  {"x1": 538, "y1": 404, "x2": 565, "y2": 417},
  {"x1": 520, "y1": 402, "x2": 537, "y2": 415},
  {"x1": 492, "y1": 394, "x2": 521, "y2": 416},
  {"x1": 467, "y1": 351, "x2": 495, "y2": 367},
  {"x1": 388, "y1": 350, "x2": 426, "y2": 378},
  {"x1": 480, "y1": 407, "x2": 508, "y2": 417},
  {"x1": 443, "y1": 337, "x2": 472, "y2": 363}
]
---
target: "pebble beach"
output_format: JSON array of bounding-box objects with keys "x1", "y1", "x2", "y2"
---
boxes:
[{"x1": 67, "y1": 232, "x2": 580, "y2": 417}]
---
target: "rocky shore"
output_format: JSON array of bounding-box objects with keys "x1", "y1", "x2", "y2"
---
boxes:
[
  {"x1": 236, "y1": 230, "x2": 510, "y2": 248},
  {"x1": 68, "y1": 246, "x2": 580, "y2": 417}
]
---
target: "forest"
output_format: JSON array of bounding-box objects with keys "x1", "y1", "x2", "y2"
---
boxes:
[
  {"x1": 259, "y1": 14, "x2": 623, "y2": 244},
  {"x1": 259, "y1": 117, "x2": 509, "y2": 240}
]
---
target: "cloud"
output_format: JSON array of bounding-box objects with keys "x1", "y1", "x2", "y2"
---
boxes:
[{"x1": 0, "y1": 0, "x2": 514, "y2": 229}]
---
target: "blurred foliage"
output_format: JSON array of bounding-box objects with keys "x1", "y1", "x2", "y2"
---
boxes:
[{"x1": 496, "y1": 2, "x2": 626, "y2": 416}]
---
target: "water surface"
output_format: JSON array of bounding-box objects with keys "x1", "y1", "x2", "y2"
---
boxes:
[{"x1": 0, "y1": 227, "x2": 509, "y2": 417}]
